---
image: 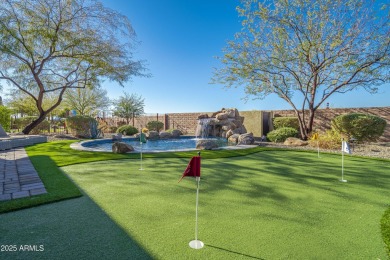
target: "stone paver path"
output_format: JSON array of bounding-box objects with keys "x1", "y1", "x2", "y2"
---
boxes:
[{"x1": 0, "y1": 148, "x2": 47, "y2": 201}]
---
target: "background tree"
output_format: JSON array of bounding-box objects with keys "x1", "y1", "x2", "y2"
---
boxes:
[
  {"x1": 6, "y1": 89, "x2": 65, "y2": 119},
  {"x1": 64, "y1": 86, "x2": 110, "y2": 116},
  {"x1": 113, "y1": 93, "x2": 144, "y2": 125},
  {"x1": 214, "y1": 0, "x2": 390, "y2": 140},
  {"x1": 0, "y1": 105, "x2": 12, "y2": 132},
  {"x1": 0, "y1": 0, "x2": 147, "y2": 134},
  {"x1": 6, "y1": 90, "x2": 38, "y2": 116}
]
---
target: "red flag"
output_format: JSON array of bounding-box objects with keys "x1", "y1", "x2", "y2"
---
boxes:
[{"x1": 178, "y1": 156, "x2": 201, "y2": 182}]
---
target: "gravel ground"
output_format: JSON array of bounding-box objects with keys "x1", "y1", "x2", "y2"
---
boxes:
[
  {"x1": 257, "y1": 141, "x2": 390, "y2": 160},
  {"x1": 45, "y1": 134, "x2": 389, "y2": 160}
]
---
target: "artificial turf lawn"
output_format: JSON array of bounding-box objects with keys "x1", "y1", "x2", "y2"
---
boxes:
[
  {"x1": 55, "y1": 152, "x2": 389, "y2": 259},
  {"x1": 0, "y1": 140, "x2": 266, "y2": 214},
  {"x1": 1, "y1": 141, "x2": 389, "y2": 258}
]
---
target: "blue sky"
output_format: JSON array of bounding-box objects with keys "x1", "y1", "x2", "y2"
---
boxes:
[
  {"x1": 2, "y1": 0, "x2": 388, "y2": 113},
  {"x1": 99, "y1": 0, "x2": 389, "y2": 113}
]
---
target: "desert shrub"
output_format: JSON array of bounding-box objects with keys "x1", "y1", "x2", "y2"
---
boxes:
[
  {"x1": 13, "y1": 116, "x2": 50, "y2": 134},
  {"x1": 273, "y1": 117, "x2": 299, "y2": 130},
  {"x1": 14, "y1": 116, "x2": 37, "y2": 130},
  {"x1": 331, "y1": 113, "x2": 386, "y2": 142},
  {"x1": 147, "y1": 121, "x2": 164, "y2": 132},
  {"x1": 0, "y1": 106, "x2": 12, "y2": 132},
  {"x1": 117, "y1": 125, "x2": 138, "y2": 135},
  {"x1": 66, "y1": 116, "x2": 100, "y2": 138},
  {"x1": 267, "y1": 127, "x2": 298, "y2": 142},
  {"x1": 308, "y1": 130, "x2": 342, "y2": 150},
  {"x1": 30, "y1": 120, "x2": 50, "y2": 134},
  {"x1": 109, "y1": 126, "x2": 118, "y2": 133}
]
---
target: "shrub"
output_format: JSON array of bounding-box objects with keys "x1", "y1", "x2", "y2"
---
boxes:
[
  {"x1": 267, "y1": 127, "x2": 298, "y2": 142},
  {"x1": 308, "y1": 130, "x2": 342, "y2": 150},
  {"x1": 117, "y1": 125, "x2": 138, "y2": 135},
  {"x1": 109, "y1": 126, "x2": 118, "y2": 133},
  {"x1": 30, "y1": 120, "x2": 50, "y2": 134},
  {"x1": 273, "y1": 117, "x2": 300, "y2": 130},
  {"x1": 331, "y1": 113, "x2": 386, "y2": 142},
  {"x1": 14, "y1": 116, "x2": 37, "y2": 130},
  {"x1": 0, "y1": 106, "x2": 12, "y2": 132},
  {"x1": 66, "y1": 116, "x2": 100, "y2": 138},
  {"x1": 13, "y1": 116, "x2": 50, "y2": 134},
  {"x1": 147, "y1": 121, "x2": 164, "y2": 132}
]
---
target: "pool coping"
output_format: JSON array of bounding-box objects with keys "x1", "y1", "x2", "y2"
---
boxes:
[{"x1": 70, "y1": 137, "x2": 257, "y2": 153}]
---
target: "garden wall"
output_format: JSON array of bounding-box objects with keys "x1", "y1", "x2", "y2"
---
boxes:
[
  {"x1": 115, "y1": 106, "x2": 390, "y2": 142},
  {"x1": 270, "y1": 107, "x2": 390, "y2": 141}
]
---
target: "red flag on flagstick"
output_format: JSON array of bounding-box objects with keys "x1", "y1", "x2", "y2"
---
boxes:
[{"x1": 178, "y1": 156, "x2": 201, "y2": 182}]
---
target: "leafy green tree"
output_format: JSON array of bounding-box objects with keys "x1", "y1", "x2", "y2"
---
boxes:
[
  {"x1": 214, "y1": 0, "x2": 390, "y2": 140},
  {"x1": 0, "y1": 105, "x2": 12, "y2": 131},
  {"x1": 147, "y1": 121, "x2": 164, "y2": 132},
  {"x1": 113, "y1": 93, "x2": 145, "y2": 125},
  {"x1": 64, "y1": 86, "x2": 110, "y2": 116},
  {"x1": 6, "y1": 91, "x2": 38, "y2": 116},
  {"x1": 0, "y1": 0, "x2": 147, "y2": 134}
]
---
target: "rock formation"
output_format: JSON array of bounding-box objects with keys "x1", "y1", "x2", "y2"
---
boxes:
[
  {"x1": 112, "y1": 142, "x2": 134, "y2": 153},
  {"x1": 195, "y1": 108, "x2": 255, "y2": 145},
  {"x1": 195, "y1": 139, "x2": 219, "y2": 150},
  {"x1": 283, "y1": 137, "x2": 308, "y2": 146},
  {"x1": 195, "y1": 108, "x2": 247, "y2": 138}
]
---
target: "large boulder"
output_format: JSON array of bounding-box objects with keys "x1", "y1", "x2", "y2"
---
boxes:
[
  {"x1": 196, "y1": 139, "x2": 219, "y2": 150},
  {"x1": 197, "y1": 114, "x2": 209, "y2": 119},
  {"x1": 228, "y1": 134, "x2": 240, "y2": 144},
  {"x1": 226, "y1": 108, "x2": 236, "y2": 118},
  {"x1": 112, "y1": 142, "x2": 134, "y2": 153},
  {"x1": 238, "y1": 133, "x2": 255, "y2": 145},
  {"x1": 147, "y1": 131, "x2": 159, "y2": 140},
  {"x1": 159, "y1": 131, "x2": 173, "y2": 139},
  {"x1": 216, "y1": 112, "x2": 229, "y2": 120},
  {"x1": 226, "y1": 129, "x2": 234, "y2": 139},
  {"x1": 171, "y1": 129, "x2": 182, "y2": 138},
  {"x1": 284, "y1": 137, "x2": 308, "y2": 146}
]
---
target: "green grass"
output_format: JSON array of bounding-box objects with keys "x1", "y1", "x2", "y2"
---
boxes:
[
  {"x1": 0, "y1": 154, "x2": 82, "y2": 214},
  {"x1": 1, "y1": 140, "x2": 390, "y2": 258},
  {"x1": 382, "y1": 207, "x2": 390, "y2": 256},
  {"x1": 25, "y1": 140, "x2": 272, "y2": 166},
  {"x1": 1, "y1": 141, "x2": 267, "y2": 214},
  {"x1": 56, "y1": 153, "x2": 390, "y2": 258}
]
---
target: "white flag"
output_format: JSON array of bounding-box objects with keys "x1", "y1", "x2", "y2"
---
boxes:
[{"x1": 341, "y1": 141, "x2": 352, "y2": 154}]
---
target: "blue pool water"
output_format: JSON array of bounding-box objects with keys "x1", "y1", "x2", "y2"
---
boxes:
[{"x1": 81, "y1": 136, "x2": 229, "y2": 152}]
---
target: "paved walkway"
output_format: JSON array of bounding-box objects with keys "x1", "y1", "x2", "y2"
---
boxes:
[{"x1": 0, "y1": 148, "x2": 47, "y2": 201}]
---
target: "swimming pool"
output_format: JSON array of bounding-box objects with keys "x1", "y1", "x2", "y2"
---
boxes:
[{"x1": 76, "y1": 136, "x2": 230, "y2": 152}]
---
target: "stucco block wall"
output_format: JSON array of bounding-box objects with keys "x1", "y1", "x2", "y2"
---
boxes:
[
  {"x1": 124, "y1": 106, "x2": 389, "y2": 141},
  {"x1": 271, "y1": 107, "x2": 390, "y2": 141}
]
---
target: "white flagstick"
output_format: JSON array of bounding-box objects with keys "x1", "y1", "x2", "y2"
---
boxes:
[
  {"x1": 139, "y1": 129, "x2": 144, "y2": 171},
  {"x1": 189, "y1": 176, "x2": 204, "y2": 249},
  {"x1": 340, "y1": 141, "x2": 347, "y2": 182}
]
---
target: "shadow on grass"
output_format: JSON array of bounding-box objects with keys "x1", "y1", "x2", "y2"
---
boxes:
[
  {"x1": 207, "y1": 244, "x2": 265, "y2": 260},
  {"x1": 0, "y1": 195, "x2": 153, "y2": 260},
  {"x1": 1, "y1": 155, "x2": 154, "y2": 259}
]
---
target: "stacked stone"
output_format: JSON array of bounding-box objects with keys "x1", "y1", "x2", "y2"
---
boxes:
[{"x1": 196, "y1": 107, "x2": 255, "y2": 148}]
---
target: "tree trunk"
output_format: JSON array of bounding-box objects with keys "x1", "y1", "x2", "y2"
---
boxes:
[
  {"x1": 307, "y1": 108, "x2": 316, "y2": 135},
  {"x1": 295, "y1": 110, "x2": 308, "y2": 140},
  {"x1": 22, "y1": 113, "x2": 47, "y2": 134}
]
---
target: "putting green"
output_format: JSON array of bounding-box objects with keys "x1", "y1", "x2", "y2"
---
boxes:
[{"x1": 61, "y1": 151, "x2": 390, "y2": 259}]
